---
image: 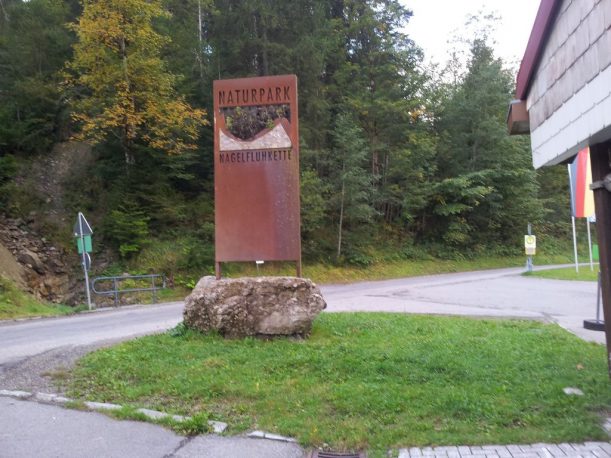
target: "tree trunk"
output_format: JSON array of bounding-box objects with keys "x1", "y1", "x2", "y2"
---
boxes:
[
  {"x1": 336, "y1": 169, "x2": 345, "y2": 262},
  {"x1": 197, "y1": 0, "x2": 204, "y2": 82},
  {"x1": 120, "y1": 36, "x2": 135, "y2": 165},
  {"x1": 0, "y1": 0, "x2": 8, "y2": 23}
]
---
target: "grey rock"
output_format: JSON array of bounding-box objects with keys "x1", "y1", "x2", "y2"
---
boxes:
[
  {"x1": 183, "y1": 276, "x2": 326, "y2": 338},
  {"x1": 18, "y1": 249, "x2": 46, "y2": 275},
  {"x1": 209, "y1": 420, "x2": 228, "y2": 434},
  {"x1": 562, "y1": 387, "x2": 584, "y2": 396}
]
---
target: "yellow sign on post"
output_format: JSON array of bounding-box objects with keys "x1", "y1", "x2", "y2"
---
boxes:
[{"x1": 525, "y1": 235, "x2": 536, "y2": 255}]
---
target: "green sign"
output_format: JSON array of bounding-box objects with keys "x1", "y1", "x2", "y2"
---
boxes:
[{"x1": 77, "y1": 234, "x2": 93, "y2": 254}]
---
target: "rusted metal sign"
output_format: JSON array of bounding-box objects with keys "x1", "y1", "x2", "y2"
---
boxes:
[{"x1": 213, "y1": 75, "x2": 301, "y2": 278}]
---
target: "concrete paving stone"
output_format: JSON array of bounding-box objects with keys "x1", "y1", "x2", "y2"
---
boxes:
[
  {"x1": 436, "y1": 446, "x2": 459, "y2": 452},
  {"x1": 84, "y1": 400, "x2": 122, "y2": 411},
  {"x1": 397, "y1": 450, "x2": 409, "y2": 458},
  {"x1": 508, "y1": 446, "x2": 525, "y2": 453},
  {"x1": 34, "y1": 392, "x2": 71, "y2": 404},
  {"x1": 0, "y1": 389, "x2": 32, "y2": 399},
  {"x1": 592, "y1": 449, "x2": 611, "y2": 458},
  {"x1": 458, "y1": 446, "x2": 472, "y2": 454},
  {"x1": 408, "y1": 447, "x2": 423, "y2": 456},
  {"x1": 535, "y1": 451, "x2": 553, "y2": 458},
  {"x1": 172, "y1": 435, "x2": 305, "y2": 458},
  {"x1": 263, "y1": 432, "x2": 298, "y2": 442},
  {"x1": 599, "y1": 443, "x2": 611, "y2": 453},
  {"x1": 559, "y1": 444, "x2": 577, "y2": 453},
  {"x1": 540, "y1": 444, "x2": 567, "y2": 456},
  {"x1": 208, "y1": 420, "x2": 228, "y2": 434},
  {"x1": 510, "y1": 453, "x2": 540, "y2": 458},
  {"x1": 495, "y1": 451, "x2": 512, "y2": 458},
  {"x1": 139, "y1": 409, "x2": 188, "y2": 423}
]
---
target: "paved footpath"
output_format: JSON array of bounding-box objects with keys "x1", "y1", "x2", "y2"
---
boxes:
[{"x1": 398, "y1": 443, "x2": 611, "y2": 458}]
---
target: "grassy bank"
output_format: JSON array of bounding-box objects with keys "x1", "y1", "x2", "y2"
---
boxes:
[
  {"x1": 63, "y1": 314, "x2": 610, "y2": 453},
  {"x1": 0, "y1": 276, "x2": 76, "y2": 320},
  {"x1": 212, "y1": 253, "x2": 575, "y2": 285},
  {"x1": 525, "y1": 266, "x2": 599, "y2": 282}
]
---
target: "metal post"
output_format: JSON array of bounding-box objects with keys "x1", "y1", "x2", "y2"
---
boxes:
[
  {"x1": 587, "y1": 217, "x2": 594, "y2": 271},
  {"x1": 113, "y1": 277, "x2": 118, "y2": 307},
  {"x1": 79, "y1": 214, "x2": 92, "y2": 310},
  {"x1": 572, "y1": 216, "x2": 579, "y2": 273},
  {"x1": 151, "y1": 276, "x2": 157, "y2": 303},
  {"x1": 526, "y1": 223, "x2": 533, "y2": 273}
]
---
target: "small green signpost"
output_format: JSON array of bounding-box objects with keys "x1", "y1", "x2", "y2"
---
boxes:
[
  {"x1": 525, "y1": 223, "x2": 535, "y2": 272},
  {"x1": 73, "y1": 212, "x2": 93, "y2": 309}
]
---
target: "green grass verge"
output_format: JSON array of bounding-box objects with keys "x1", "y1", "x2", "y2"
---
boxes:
[
  {"x1": 525, "y1": 267, "x2": 600, "y2": 282},
  {"x1": 0, "y1": 276, "x2": 77, "y2": 320},
  {"x1": 221, "y1": 254, "x2": 574, "y2": 285},
  {"x1": 64, "y1": 314, "x2": 610, "y2": 452}
]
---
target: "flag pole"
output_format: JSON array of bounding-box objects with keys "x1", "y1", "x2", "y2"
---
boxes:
[
  {"x1": 572, "y1": 216, "x2": 579, "y2": 273},
  {"x1": 568, "y1": 164, "x2": 579, "y2": 273}
]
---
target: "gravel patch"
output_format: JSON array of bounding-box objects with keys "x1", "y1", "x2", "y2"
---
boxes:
[{"x1": 0, "y1": 339, "x2": 123, "y2": 395}]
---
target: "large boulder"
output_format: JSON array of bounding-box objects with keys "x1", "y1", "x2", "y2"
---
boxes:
[{"x1": 183, "y1": 276, "x2": 326, "y2": 338}]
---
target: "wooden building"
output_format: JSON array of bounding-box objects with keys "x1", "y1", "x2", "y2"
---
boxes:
[{"x1": 508, "y1": 0, "x2": 611, "y2": 376}]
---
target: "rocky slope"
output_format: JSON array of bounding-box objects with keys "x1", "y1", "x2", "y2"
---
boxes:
[
  {"x1": 0, "y1": 142, "x2": 97, "y2": 305},
  {"x1": 0, "y1": 214, "x2": 80, "y2": 304}
]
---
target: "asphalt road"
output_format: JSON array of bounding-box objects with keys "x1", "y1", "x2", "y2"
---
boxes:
[
  {"x1": 0, "y1": 301, "x2": 184, "y2": 365},
  {"x1": 0, "y1": 266, "x2": 605, "y2": 367},
  {"x1": 321, "y1": 265, "x2": 605, "y2": 344}
]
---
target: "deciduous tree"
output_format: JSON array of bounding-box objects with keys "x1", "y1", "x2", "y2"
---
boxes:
[{"x1": 65, "y1": 0, "x2": 208, "y2": 163}]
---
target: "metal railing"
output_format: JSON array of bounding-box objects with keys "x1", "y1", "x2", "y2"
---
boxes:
[{"x1": 91, "y1": 274, "x2": 166, "y2": 307}]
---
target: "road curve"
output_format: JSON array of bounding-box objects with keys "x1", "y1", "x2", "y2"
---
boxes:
[{"x1": 0, "y1": 266, "x2": 605, "y2": 366}]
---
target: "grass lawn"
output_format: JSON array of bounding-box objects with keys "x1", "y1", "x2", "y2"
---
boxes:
[
  {"x1": 525, "y1": 267, "x2": 600, "y2": 282},
  {"x1": 63, "y1": 313, "x2": 611, "y2": 453},
  {"x1": 0, "y1": 276, "x2": 77, "y2": 320}
]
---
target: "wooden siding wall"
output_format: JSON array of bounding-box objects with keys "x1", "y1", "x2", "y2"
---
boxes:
[{"x1": 528, "y1": 0, "x2": 611, "y2": 167}]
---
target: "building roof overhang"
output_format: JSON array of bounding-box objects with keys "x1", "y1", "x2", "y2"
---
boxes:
[{"x1": 508, "y1": 0, "x2": 562, "y2": 135}]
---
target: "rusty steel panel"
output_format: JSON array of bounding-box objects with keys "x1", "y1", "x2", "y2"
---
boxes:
[{"x1": 213, "y1": 75, "x2": 301, "y2": 267}]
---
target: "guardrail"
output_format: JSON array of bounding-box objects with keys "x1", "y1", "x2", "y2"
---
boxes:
[{"x1": 90, "y1": 274, "x2": 166, "y2": 307}]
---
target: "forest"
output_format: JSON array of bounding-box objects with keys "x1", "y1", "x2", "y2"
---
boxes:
[{"x1": 0, "y1": 0, "x2": 572, "y2": 281}]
